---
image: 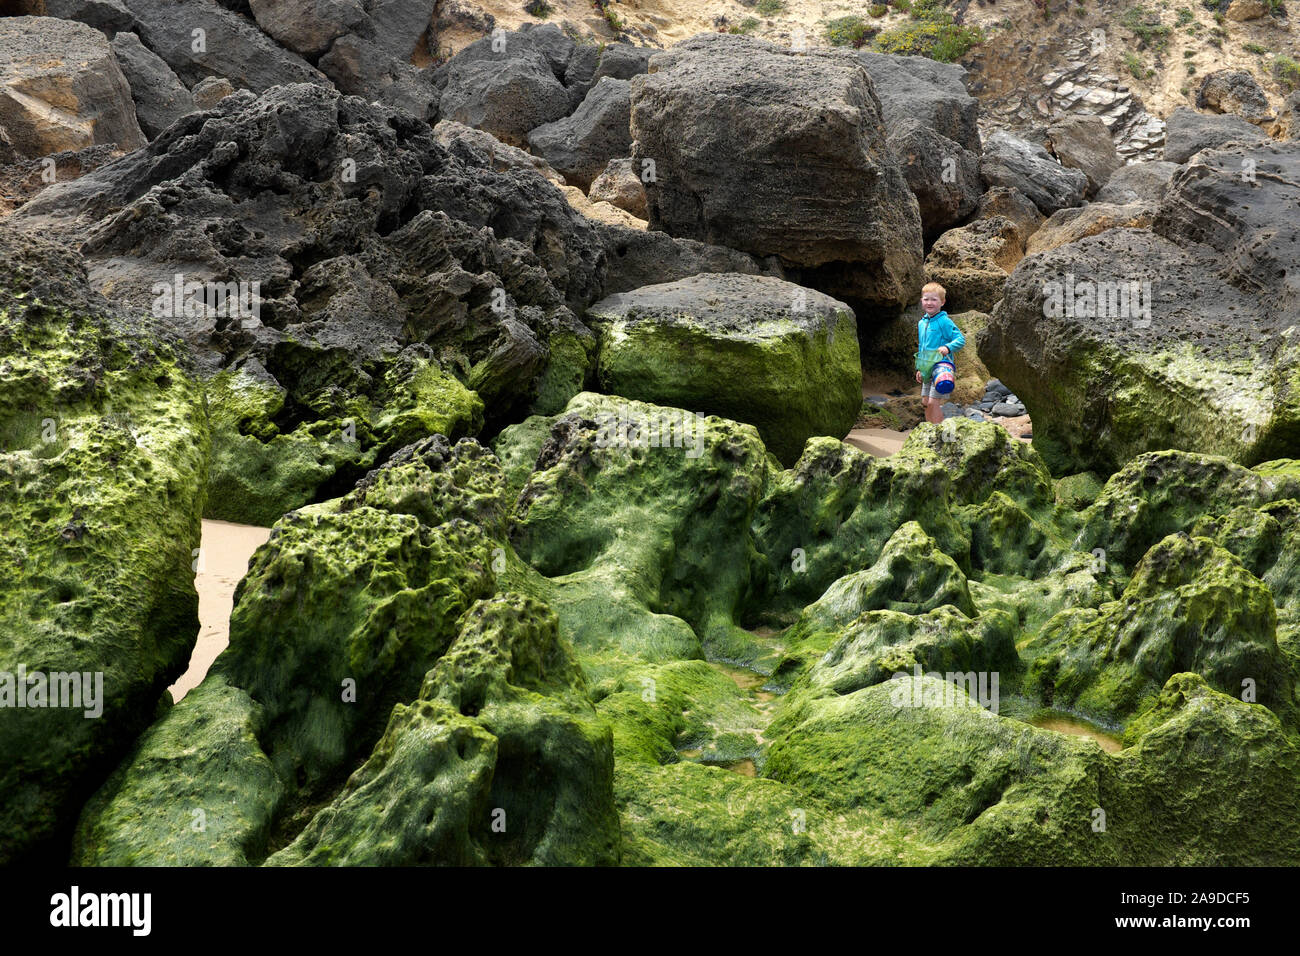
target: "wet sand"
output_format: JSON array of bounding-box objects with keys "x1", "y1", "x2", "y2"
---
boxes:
[
  {"x1": 169, "y1": 519, "x2": 272, "y2": 702},
  {"x1": 844, "y1": 427, "x2": 911, "y2": 457},
  {"x1": 1031, "y1": 715, "x2": 1123, "y2": 753}
]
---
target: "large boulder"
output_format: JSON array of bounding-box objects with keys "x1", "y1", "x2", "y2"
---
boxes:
[
  {"x1": 527, "y1": 77, "x2": 632, "y2": 191},
  {"x1": 856, "y1": 50, "x2": 982, "y2": 155},
  {"x1": 1094, "y1": 160, "x2": 1177, "y2": 204},
  {"x1": 924, "y1": 216, "x2": 1023, "y2": 313},
  {"x1": 980, "y1": 129, "x2": 1088, "y2": 215},
  {"x1": 117, "y1": 0, "x2": 326, "y2": 91},
  {"x1": 0, "y1": 225, "x2": 208, "y2": 863},
  {"x1": 14, "y1": 83, "x2": 609, "y2": 521},
  {"x1": 1163, "y1": 106, "x2": 1267, "y2": 164},
  {"x1": 248, "y1": 0, "x2": 368, "y2": 58},
  {"x1": 596, "y1": 223, "x2": 776, "y2": 296},
  {"x1": 1045, "y1": 114, "x2": 1122, "y2": 198},
  {"x1": 629, "y1": 34, "x2": 923, "y2": 316},
  {"x1": 584, "y1": 273, "x2": 861, "y2": 465},
  {"x1": 887, "y1": 119, "x2": 981, "y2": 241},
  {"x1": 109, "y1": 30, "x2": 194, "y2": 140},
  {"x1": 437, "y1": 30, "x2": 571, "y2": 147},
  {"x1": 1024, "y1": 202, "x2": 1155, "y2": 255},
  {"x1": 1196, "y1": 69, "x2": 1273, "y2": 126},
  {"x1": 0, "y1": 17, "x2": 145, "y2": 157},
  {"x1": 980, "y1": 139, "x2": 1300, "y2": 475}
]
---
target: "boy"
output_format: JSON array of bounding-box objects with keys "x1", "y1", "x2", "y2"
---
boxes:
[{"x1": 914, "y1": 282, "x2": 965, "y2": 425}]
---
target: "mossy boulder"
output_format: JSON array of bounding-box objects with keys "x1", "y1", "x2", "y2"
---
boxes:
[
  {"x1": 206, "y1": 351, "x2": 484, "y2": 525},
  {"x1": 267, "y1": 594, "x2": 620, "y2": 866},
  {"x1": 1075, "y1": 450, "x2": 1300, "y2": 570},
  {"x1": 505, "y1": 392, "x2": 774, "y2": 669},
  {"x1": 72, "y1": 436, "x2": 512, "y2": 864},
  {"x1": 764, "y1": 673, "x2": 1300, "y2": 864},
  {"x1": 898, "y1": 418, "x2": 1055, "y2": 510},
  {"x1": 1024, "y1": 533, "x2": 1294, "y2": 726},
  {"x1": 747, "y1": 437, "x2": 970, "y2": 623},
  {"x1": 0, "y1": 226, "x2": 208, "y2": 864},
  {"x1": 585, "y1": 273, "x2": 861, "y2": 465},
  {"x1": 71, "y1": 675, "x2": 283, "y2": 866}
]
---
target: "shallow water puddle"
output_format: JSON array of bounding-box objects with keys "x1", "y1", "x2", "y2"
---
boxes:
[
  {"x1": 169, "y1": 519, "x2": 272, "y2": 702},
  {"x1": 1030, "y1": 714, "x2": 1123, "y2": 753}
]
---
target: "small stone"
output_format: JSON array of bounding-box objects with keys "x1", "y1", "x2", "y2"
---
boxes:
[{"x1": 992, "y1": 401, "x2": 1024, "y2": 416}]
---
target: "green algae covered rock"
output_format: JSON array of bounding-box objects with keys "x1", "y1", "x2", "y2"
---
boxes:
[
  {"x1": 71, "y1": 675, "x2": 284, "y2": 866},
  {"x1": 898, "y1": 418, "x2": 1055, "y2": 511},
  {"x1": 0, "y1": 227, "x2": 208, "y2": 864},
  {"x1": 206, "y1": 350, "x2": 484, "y2": 525},
  {"x1": 1074, "y1": 450, "x2": 1300, "y2": 570},
  {"x1": 73, "y1": 436, "x2": 511, "y2": 864},
  {"x1": 1024, "y1": 533, "x2": 1295, "y2": 726},
  {"x1": 506, "y1": 392, "x2": 773, "y2": 668},
  {"x1": 268, "y1": 594, "x2": 620, "y2": 866},
  {"x1": 764, "y1": 673, "x2": 1300, "y2": 864},
  {"x1": 748, "y1": 437, "x2": 970, "y2": 623},
  {"x1": 769, "y1": 523, "x2": 987, "y2": 685},
  {"x1": 585, "y1": 273, "x2": 861, "y2": 466}
]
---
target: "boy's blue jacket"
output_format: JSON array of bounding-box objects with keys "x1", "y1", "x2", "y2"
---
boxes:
[{"x1": 917, "y1": 310, "x2": 965, "y2": 361}]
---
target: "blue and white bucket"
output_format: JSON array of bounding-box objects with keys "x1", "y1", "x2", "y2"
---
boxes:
[{"x1": 932, "y1": 359, "x2": 956, "y2": 395}]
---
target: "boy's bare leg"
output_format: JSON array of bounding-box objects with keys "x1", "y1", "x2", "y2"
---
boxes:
[{"x1": 923, "y1": 396, "x2": 945, "y2": 425}]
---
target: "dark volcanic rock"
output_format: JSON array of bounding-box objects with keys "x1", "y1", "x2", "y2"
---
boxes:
[
  {"x1": 857, "y1": 50, "x2": 981, "y2": 155},
  {"x1": 1163, "y1": 107, "x2": 1268, "y2": 164},
  {"x1": 117, "y1": 0, "x2": 327, "y2": 91},
  {"x1": 979, "y1": 129, "x2": 1088, "y2": 215},
  {"x1": 528, "y1": 77, "x2": 632, "y2": 192},
  {"x1": 629, "y1": 34, "x2": 923, "y2": 315},
  {"x1": 437, "y1": 30, "x2": 571, "y2": 147},
  {"x1": 1094, "y1": 161, "x2": 1177, "y2": 204},
  {"x1": 1045, "y1": 114, "x2": 1122, "y2": 198},
  {"x1": 15, "y1": 83, "x2": 610, "y2": 519},
  {"x1": 1196, "y1": 69, "x2": 1272, "y2": 125},
  {"x1": 887, "y1": 119, "x2": 980, "y2": 241},
  {"x1": 110, "y1": 30, "x2": 195, "y2": 139}
]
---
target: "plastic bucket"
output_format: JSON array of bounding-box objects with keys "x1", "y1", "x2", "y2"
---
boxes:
[{"x1": 933, "y1": 359, "x2": 956, "y2": 395}]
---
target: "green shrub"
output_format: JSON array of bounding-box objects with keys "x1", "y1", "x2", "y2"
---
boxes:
[
  {"x1": 1244, "y1": 41, "x2": 1268, "y2": 54},
  {"x1": 1183, "y1": 48, "x2": 1195, "y2": 56},
  {"x1": 1185, "y1": 62, "x2": 1196, "y2": 73},
  {"x1": 893, "y1": 0, "x2": 913, "y2": 11},
  {"x1": 1121, "y1": 4, "x2": 1173, "y2": 49},
  {"x1": 824, "y1": 15, "x2": 876, "y2": 46},
  {"x1": 870, "y1": 2, "x2": 889, "y2": 14},
  {"x1": 1122, "y1": 50, "x2": 1146, "y2": 78},
  {"x1": 872, "y1": 1, "x2": 983, "y2": 61},
  {"x1": 1273, "y1": 55, "x2": 1300, "y2": 92},
  {"x1": 755, "y1": 0, "x2": 785, "y2": 15},
  {"x1": 1175, "y1": 5, "x2": 1193, "y2": 23},
  {"x1": 729, "y1": 16, "x2": 761, "y2": 33}
]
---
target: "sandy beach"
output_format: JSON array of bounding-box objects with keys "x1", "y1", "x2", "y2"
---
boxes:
[{"x1": 169, "y1": 519, "x2": 271, "y2": 702}]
